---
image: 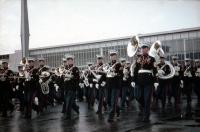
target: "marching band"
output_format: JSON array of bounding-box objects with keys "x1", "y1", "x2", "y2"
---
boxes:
[{"x1": 1, "y1": 37, "x2": 200, "y2": 123}]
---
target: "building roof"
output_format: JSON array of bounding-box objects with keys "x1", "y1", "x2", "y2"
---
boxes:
[{"x1": 30, "y1": 26, "x2": 200, "y2": 51}]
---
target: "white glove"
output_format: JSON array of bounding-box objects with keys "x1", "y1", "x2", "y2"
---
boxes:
[
  {"x1": 0, "y1": 76, "x2": 6, "y2": 81},
  {"x1": 158, "y1": 69, "x2": 165, "y2": 76},
  {"x1": 93, "y1": 79, "x2": 98, "y2": 83},
  {"x1": 180, "y1": 80, "x2": 184, "y2": 88},
  {"x1": 16, "y1": 85, "x2": 19, "y2": 90},
  {"x1": 79, "y1": 83, "x2": 84, "y2": 88},
  {"x1": 95, "y1": 84, "x2": 99, "y2": 89},
  {"x1": 154, "y1": 83, "x2": 159, "y2": 90},
  {"x1": 101, "y1": 81, "x2": 106, "y2": 87},
  {"x1": 34, "y1": 97, "x2": 39, "y2": 106},
  {"x1": 54, "y1": 84, "x2": 59, "y2": 92},
  {"x1": 90, "y1": 83, "x2": 93, "y2": 88},
  {"x1": 123, "y1": 77, "x2": 127, "y2": 81},
  {"x1": 39, "y1": 79, "x2": 43, "y2": 83},
  {"x1": 13, "y1": 88, "x2": 16, "y2": 92},
  {"x1": 131, "y1": 82, "x2": 135, "y2": 87},
  {"x1": 65, "y1": 74, "x2": 72, "y2": 78},
  {"x1": 26, "y1": 76, "x2": 32, "y2": 81}
]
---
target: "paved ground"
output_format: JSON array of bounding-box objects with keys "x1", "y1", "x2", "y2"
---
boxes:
[{"x1": 0, "y1": 100, "x2": 200, "y2": 132}]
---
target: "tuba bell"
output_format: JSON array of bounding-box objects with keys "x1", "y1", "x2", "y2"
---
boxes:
[
  {"x1": 127, "y1": 35, "x2": 140, "y2": 57},
  {"x1": 149, "y1": 40, "x2": 175, "y2": 79},
  {"x1": 127, "y1": 35, "x2": 140, "y2": 76}
]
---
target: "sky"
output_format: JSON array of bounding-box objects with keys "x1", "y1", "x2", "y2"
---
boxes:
[{"x1": 0, "y1": 0, "x2": 200, "y2": 55}]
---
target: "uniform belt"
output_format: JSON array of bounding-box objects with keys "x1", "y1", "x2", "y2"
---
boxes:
[{"x1": 138, "y1": 70, "x2": 152, "y2": 74}]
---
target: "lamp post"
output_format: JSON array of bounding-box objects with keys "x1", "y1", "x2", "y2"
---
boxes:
[{"x1": 21, "y1": 0, "x2": 30, "y2": 58}]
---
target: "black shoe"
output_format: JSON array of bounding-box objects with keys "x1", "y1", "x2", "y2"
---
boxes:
[
  {"x1": 138, "y1": 111, "x2": 143, "y2": 116},
  {"x1": 167, "y1": 102, "x2": 172, "y2": 107},
  {"x1": 25, "y1": 114, "x2": 31, "y2": 119},
  {"x1": 107, "y1": 118, "x2": 114, "y2": 122},
  {"x1": 66, "y1": 116, "x2": 71, "y2": 120},
  {"x1": 96, "y1": 110, "x2": 101, "y2": 114},
  {"x1": 120, "y1": 106, "x2": 125, "y2": 111},
  {"x1": 142, "y1": 118, "x2": 150, "y2": 123},
  {"x1": 117, "y1": 112, "x2": 120, "y2": 117},
  {"x1": 74, "y1": 106, "x2": 80, "y2": 114},
  {"x1": 2, "y1": 113, "x2": 7, "y2": 117}
]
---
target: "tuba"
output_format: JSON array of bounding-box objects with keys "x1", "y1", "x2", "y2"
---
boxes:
[
  {"x1": 127, "y1": 35, "x2": 140, "y2": 76},
  {"x1": 39, "y1": 71, "x2": 50, "y2": 95},
  {"x1": 149, "y1": 40, "x2": 175, "y2": 79}
]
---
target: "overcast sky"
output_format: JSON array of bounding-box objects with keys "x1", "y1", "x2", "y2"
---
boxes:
[{"x1": 0, "y1": 0, "x2": 200, "y2": 55}]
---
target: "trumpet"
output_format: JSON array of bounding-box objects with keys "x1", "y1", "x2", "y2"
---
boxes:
[
  {"x1": 82, "y1": 70, "x2": 89, "y2": 87},
  {"x1": 184, "y1": 65, "x2": 192, "y2": 77},
  {"x1": 195, "y1": 67, "x2": 200, "y2": 77},
  {"x1": 123, "y1": 66, "x2": 130, "y2": 81},
  {"x1": 0, "y1": 74, "x2": 26, "y2": 80},
  {"x1": 64, "y1": 66, "x2": 74, "y2": 81},
  {"x1": 103, "y1": 63, "x2": 118, "y2": 78}
]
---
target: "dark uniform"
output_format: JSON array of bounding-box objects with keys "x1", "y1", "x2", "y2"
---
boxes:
[
  {"x1": 0, "y1": 60, "x2": 14, "y2": 117},
  {"x1": 24, "y1": 58, "x2": 40, "y2": 118},
  {"x1": 38, "y1": 71, "x2": 51, "y2": 113},
  {"x1": 87, "y1": 64, "x2": 96, "y2": 110},
  {"x1": 193, "y1": 59, "x2": 200, "y2": 106},
  {"x1": 182, "y1": 58, "x2": 194, "y2": 117},
  {"x1": 63, "y1": 55, "x2": 80, "y2": 119},
  {"x1": 15, "y1": 64, "x2": 26, "y2": 112},
  {"x1": 133, "y1": 46, "x2": 157, "y2": 122},
  {"x1": 107, "y1": 50, "x2": 123, "y2": 122},
  {"x1": 170, "y1": 56, "x2": 182, "y2": 113},
  {"x1": 37, "y1": 58, "x2": 53, "y2": 111},
  {"x1": 121, "y1": 61, "x2": 132, "y2": 110},
  {"x1": 95, "y1": 55, "x2": 107, "y2": 115},
  {"x1": 156, "y1": 58, "x2": 171, "y2": 112}
]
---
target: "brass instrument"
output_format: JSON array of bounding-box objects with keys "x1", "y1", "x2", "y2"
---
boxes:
[
  {"x1": 0, "y1": 69, "x2": 14, "y2": 81},
  {"x1": 174, "y1": 65, "x2": 181, "y2": 76},
  {"x1": 123, "y1": 66, "x2": 129, "y2": 81},
  {"x1": 58, "y1": 65, "x2": 65, "y2": 76},
  {"x1": 195, "y1": 67, "x2": 200, "y2": 77},
  {"x1": 126, "y1": 35, "x2": 140, "y2": 77},
  {"x1": 184, "y1": 65, "x2": 192, "y2": 77},
  {"x1": 88, "y1": 65, "x2": 102, "y2": 82},
  {"x1": 149, "y1": 40, "x2": 175, "y2": 79},
  {"x1": 0, "y1": 74, "x2": 26, "y2": 79},
  {"x1": 127, "y1": 35, "x2": 140, "y2": 57},
  {"x1": 82, "y1": 70, "x2": 89, "y2": 87},
  {"x1": 39, "y1": 71, "x2": 50, "y2": 95},
  {"x1": 103, "y1": 62, "x2": 118, "y2": 78},
  {"x1": 64, "y1": 66, "x2": 74, "y2": 81},
  {"x1": 24, "y1": 67, "x2": 34, "y2": 81}
]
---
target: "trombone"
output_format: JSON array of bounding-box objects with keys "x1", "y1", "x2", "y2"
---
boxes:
[{"x1": 88, "y1": 65, "x2": 102, "y2": 82}]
